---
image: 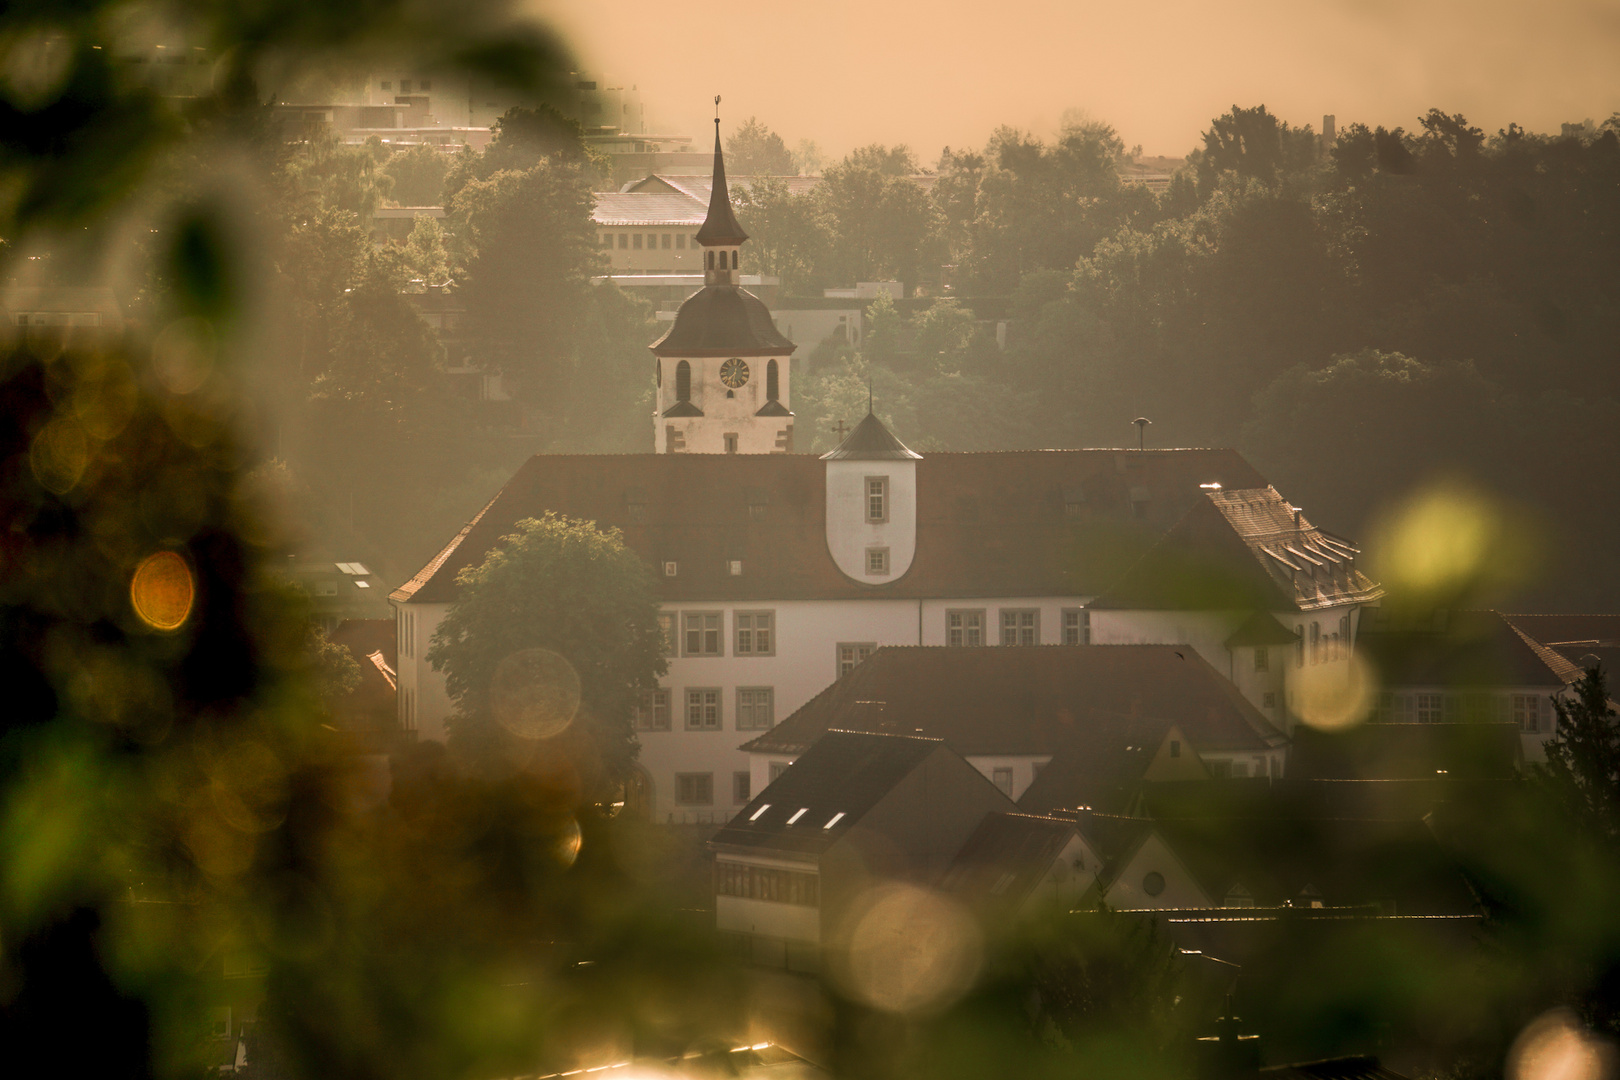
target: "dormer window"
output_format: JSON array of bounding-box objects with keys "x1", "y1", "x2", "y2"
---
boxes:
[{"x1": 866, "y1": 476, "x2": 888, "y2": 523}]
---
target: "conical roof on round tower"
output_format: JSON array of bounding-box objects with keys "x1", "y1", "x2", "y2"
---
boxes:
[
  {"x1": 820, "y1": 411, "x2": 922, "y2": 460},
  {"x1": 694, "y1": 121, "x2": 748, "y2": 247}
]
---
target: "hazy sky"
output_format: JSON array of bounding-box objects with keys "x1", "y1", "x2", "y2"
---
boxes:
[{"x1": 541, "y1": 0, "x2": 1620, "y2": 161}]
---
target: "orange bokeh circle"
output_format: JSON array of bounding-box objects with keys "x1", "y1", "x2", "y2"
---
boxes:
[{"x1": 131, "y1": 551, "x2": 195, "y2": 631}]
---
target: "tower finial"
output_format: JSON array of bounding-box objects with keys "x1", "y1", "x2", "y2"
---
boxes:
[
  {"x1": 867, "y1": 373, "x2": 874, "y2": 415},
  {"x1": 714, "y1": 94, "x2": 721, "y2": 124}
]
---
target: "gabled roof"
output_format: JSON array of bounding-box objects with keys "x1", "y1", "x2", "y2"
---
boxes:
[
  {"x1": 938, "y1": 812, "x2": 1089, "y2": 907},
  {"x1": 694, "y1": 125, "x2": 748, "y2": 246},
  {"x1": 620, "y1": 174, "x2": 823, "y2": 200},
  {"x1": 649, "y1": 284, "x2": 796, "y2": 357},
  {"x1": 591, "y1": 191, "x2": 707, "y2": 227},
  {"x1": 1505, "y1": 613, "x2": 1620, "y2": 649},
  {"x1": 1225, "y1": 610, "x2": 1298, "y2": 647},
  {"x1": 390, "y1": 449, "x2": 1271, "y2": 605},
  {"x1": 820, "y1": 411, "x2": 921, "y2": 461},
  {"x1": 1091, "y1": 487, "x2": 1382, "y2": 613},
  {"x1": 709, "y1": 730, "x2": 944, "y2": 855},
  {"x1": 1358, "y1": 609, "x2": 1582, "y2": 688},
  {"x1": 741, "y1": 645, "x2": 1286, "y2": 758}
]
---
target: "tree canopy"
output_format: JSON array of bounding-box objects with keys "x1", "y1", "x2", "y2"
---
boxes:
[{"x1": 426, "y1": 513, "x2": 668, "y2": 793}]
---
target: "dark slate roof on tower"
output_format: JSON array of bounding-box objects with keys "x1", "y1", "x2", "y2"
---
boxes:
[
  {"x1": 650, "y1": 285, "x2": 796, "y2": 357},
  {"x1": 694, "y1": 123, "x2": 748, "y2": 246},
  {"x1": 820, "y1": 411, "x2": 922, "y2": 460}
]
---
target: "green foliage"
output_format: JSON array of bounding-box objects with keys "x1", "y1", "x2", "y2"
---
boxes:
[
  {"x1": 310, "y1": 626, "x2": 363, "y2": 700},
  {"x1": 442, "y1": 105, "x2": 590, "y2": 206},
  {"x1": 725, "y1": 117, "x2": 794, "y2": 175},
  {"x1": 819, "y1": 146, "x2": 941, "y2": 287},
  {"x1": 399, "y1": 213, "x2": 454, "y2": 284},
  {"x1": 1539, "y1": 668, "x2": 1620, "y2": 843},
  {"x1": 426, "y1": 513, "x2": 668, "y2": 793},
  {"x1": 283, "y1": 134, "x2": 396, "y2": 228},
  {"x1": 383, "y1": 143, "x2": 452, "y2": 207},
  {"x1": 732, "y1": 175, "x2": 832, "y2": 295}
]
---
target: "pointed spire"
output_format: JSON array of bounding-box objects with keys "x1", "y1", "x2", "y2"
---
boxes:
[{"x1": 695, "y1": 100, "x2": 749, "y2": 247}]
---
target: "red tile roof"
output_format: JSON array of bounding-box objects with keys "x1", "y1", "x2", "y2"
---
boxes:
[
  {"x1": 741, "y1": 644, "x2": 1286, "y2": 758},
  {"x1": 390, "y1": 449, "x2": 1269, "y2": 605}
]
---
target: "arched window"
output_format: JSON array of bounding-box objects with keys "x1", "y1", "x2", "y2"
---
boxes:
[
  {"x1": 766, "y1": 359, "x2": 779, "y2": 401},
  {"x1": 730, "y1": 249, "x2": 739, "y2": 269},
  {"x1": 706, "y1": 250, "x2": 714, "y2": 269},
  {"x1": 675, "y1": 360, "x2": 691, "y2": 402}
]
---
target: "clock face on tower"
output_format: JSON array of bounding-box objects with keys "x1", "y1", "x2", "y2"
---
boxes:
[{"x1": 719, "y1": 358, "x2": 750, "y2": 389}]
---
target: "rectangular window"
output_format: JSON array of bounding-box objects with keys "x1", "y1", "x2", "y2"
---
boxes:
[
  {"x1": 683, "y1": 612, "x2": 722, "y2": 656},
  {"x1": 866, "y1": 547, "x2": 890, "y2": 575},
  {"x1": 714, "y1": 861, "x2": 819, "y2": 907},
  {"x1": 675, "y1": 772, "x2": 713, "y2": 805},
  {"x1": 1294, "y1": 627, "x2": 1305, "y2": 666},
  {"x1": 992, "y1": 767, "x2": 1014, "y2": 797},
  {"x1": 633, "y1": 233, "x2": 643, "y2": 250},
  {"x1": 657, "y1": 612, "x2": 678, "y2": 657},
  {"x1": 733, "y1": 771, "x2": 751, "y2": 804},
  {"x1": 601, "y1": 233, "x2": 612, "y2": 248},
  {"x1": 735, "y1": 611, "x2": 775, "y2": 656},
  {"x1": 618, "y1": 234, "x2": 628, "y2": 249},
  {"x1": 1000, "y1": 609, "x2": 1039, "y2": 646},
  {"x1": 769, "y1": 761, "x2": 789, "y2": 783},
  {"x1": 380, "y1": 81, "x2": 391, "y2": 90},
  {"x1": 736, "y1": 687, "x2": 775, "y2": 731},
  {"x1": 1254, "y1": 647, "x2": 1269, "y2": 673},
  {"x1": 866, "y1": 476, "x2": 889, "y2": 523},
  {"x1": 947, "y1": 610, "x2": 985, "y2": 647},
  {"x1": 724, "y1": 433, "x2": 738, "y2": 454},
  {"x1": 1513, "y1": 694, "x2": 1541, "y2": 733},
  {"x1": 685, "y1": 688, "x2": 721, "y2": 731},
  {"x1": 662, "y1": 233, "x2": 672, "y2": 249},
  {"x1": 399, "y1": 79, "x2": 412, "y2": 93},
  {"x1": 634, "y1": 688, "x2": 671, "y2": 732},
  {"x1": 1416, "y1": 693, "x2": 1444, "y2": 724},
  {"x1": 1061, "y1": 608, "x2": 1089, "y2": 645},
  {"x1": 1309, "y1": 623, "x2": 1322, "y2": 664},
  {"x1": 676, "y1": 234, "x2": 686, "y2": 249},
  {"x1": 837, "y1": 642, "x2": 876, "y2": 678},
  {"x1": 1263, "y1": 692, "x2": 1277, "y2": 710}
]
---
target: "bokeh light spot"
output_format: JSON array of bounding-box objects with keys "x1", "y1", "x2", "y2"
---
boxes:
[
  {"x1": 490, "y1": 647, "x2": 582, "y2": 740},
  {"x1": 29, "y1": 418, "x2": 90, "y2": 493},
  {"x1": 130, "y1": 551, "x2": 195, "y2": 631},
  {"x1": 556, "y1": 815, "x2": 583, "y2": 867},
  {"x1": 1509, "y1": 1008, "x2": 1617, "y2": 1080},
  {"x1": 152, "y1": 317, "x2": 216, "y2": 394},
  {"x1": 838, "y1": 882, "x2": 982, "y2": 1015},
  {"x1": 1293, "y1": 651, "x2": 1378, "y2": 731}
]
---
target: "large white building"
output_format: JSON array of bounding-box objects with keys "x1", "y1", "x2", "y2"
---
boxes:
[{"x1": 388, "y1": 126, "x2": 1384, "y2": 823}]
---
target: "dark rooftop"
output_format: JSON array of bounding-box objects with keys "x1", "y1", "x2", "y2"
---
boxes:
[
  {"x1": 391, "y1": 449, "x2": 1270, "y2": 605},
  {"x1": 1092, "y1": 487, "x2": 1381, "y2": 614},
  {"x1": 1359, "y1": 609, "x2": 1581, "y2": 688},
  {"x1": 741, "y1": 644, "x2": 1286, "y2": 758},
  {"x1": 710, "y1": 730, "x2": 946, "y2": 855},
  {"x1": 649, "y1": 284, "x2": 796, "y2": 358},
  {"x1": 937, "y1": 812, "x2": 1089, "y2": 908}
]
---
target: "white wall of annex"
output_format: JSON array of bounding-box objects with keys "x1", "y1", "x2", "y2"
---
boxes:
[
  {"x1": 715, "y1": 895, "x2": 820, "y2": 944},
  {"x1": 823, "y1": 459, "x2": 917, "y2": 583}
]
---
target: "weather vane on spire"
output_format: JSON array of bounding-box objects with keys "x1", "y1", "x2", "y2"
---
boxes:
[{"x1": 714, "y1": 94, "x2": 721, "y2": 126}]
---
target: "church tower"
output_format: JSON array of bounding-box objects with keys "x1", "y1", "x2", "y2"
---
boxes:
[{"x1": 650, "y1": 107, "x2": 797, "y2": 453}]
